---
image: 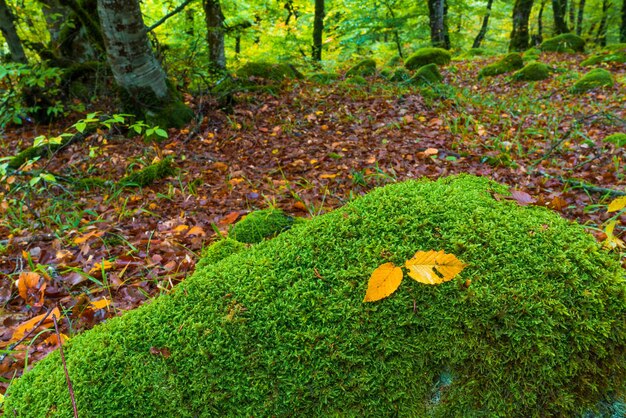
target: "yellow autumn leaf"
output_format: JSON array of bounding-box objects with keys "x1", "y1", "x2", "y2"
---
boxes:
[
  {"x1": 89, "y1": 298, "x2": 111, "y2": 310},
  {"x1": 89, "y1": 260, "x2": 114, "y2": 274},
  {"x1": 11, "y1": 307, "x2": 61, "y2": 341},
  {"x1": 608, "y1": 196, "x2": 626, "y2": 213},
  {"x1": 363, "y1": 262, "x2": 403, "y2": 302},
  {"x1": 186, "y1": 225, "x2": 206, "y2": 236},
  {"x1": 603, "y1": 220, "x2": 625, "y2": 250},
  {"x1": 17, "y1": 272, "x2": 41, "y2": 302},
  {"x1": 405, "y1": 250, "x2": 466, "y2": 285}
]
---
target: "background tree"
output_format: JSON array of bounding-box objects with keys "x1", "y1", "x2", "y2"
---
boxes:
[
  {"x1": 0, "y1": 0, "x2": 27, "y2": 63},
  {"x1": 621, "y1": 0, "x2": 626, "y2": 41},
  {"x1": 552, "y1": 0, "x2": 569, "y2": 33},
  {"x1": 427, "y1": 0, "x2": 450, "y2": 49},
  {"x1": 312, "y1": 0, "x2": 325, "y2": 60},
  {"x1": 576, "y1": 0, "x2": 585, "y2": 35},
  {"x1": 472, "y1": 0, "x2": 495, "y2": 49},
  {"x1": 203, "y1": 0, "x2": 226, "y2": 71},
  {"x1": 510, "y1": 0, "x2": 534, "y2": 51}
]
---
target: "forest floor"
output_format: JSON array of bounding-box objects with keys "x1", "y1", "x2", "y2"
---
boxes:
[{"x1": 1, "y1": 52, "x2": 625, "y2": 396}]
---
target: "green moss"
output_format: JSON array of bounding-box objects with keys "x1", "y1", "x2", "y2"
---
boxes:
[
  {"x1": 571, "y1": 68, "x2": 615, "y2": 94},
  {"x1": 229, "y1": 208, "x2": 294, "y2": 244},
  {"x1": 408, "y1": 63, "x2": 443, "y2": 86},
  {"x1": 604, "y1": 133, "x2": 626, "y2": 147},
  {"x1": 5, "y1": 175, "x2": 626, "y2": 417},
  {"x1": 119, "y1": 157, "x2": 175, "y2": 188},
  {"x1": 345, "y1": 59, "x2": 377, "y2": 77},
  {"x1": 307, "y1": 72, "x2": 340, "y2": 84},
  {"x1": 512, "y1": 61, "x2": 551, "y2": 81},
  {"x1": 342, "y1": 75, "x2": 367, "y2": 85},
  {"x1": 7, "y1": 135, "x2": 75, "y2": 170},
  {"x1": 387, "y1": 67, "x2": 411, "y2": 82},
  {"x1": 581, "y1": 44, "x2": 626, "y2": 66},
  {"x1": 71, "y1": 177, "x2": 110, "y2": 191},
  {"x1": 197, "y1": 238, "x2": 247, "y2": 270},
  {"x1": 478, "y1": 53, "x2": 524, "y2": 78},
  {"x1": 523, "y1": 47, "x2": 542, "y2": 61},
  {"x1": 146, "y1": 101, "x2": 194, "y2": 130},
  {"x1": 404, "y1": 47, "x2": 451, "y2": 70},
  {"x1": 236, "y1": 62, "x2": 303, "y2": 81},
  {"x1": 540, "y1": 33, "x2": 586, "y2": 53},
  {"x1": 384, "y1": 55, "x2": 402, "y2": 67}
]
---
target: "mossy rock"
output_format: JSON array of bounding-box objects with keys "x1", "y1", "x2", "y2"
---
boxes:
[
  {"x1": 407, "y1": 63, "x2": 443, "y2": 86},
  {"x1": 404, "y1": 47, "x2": 451, "y2": 70},
  {"x1": 465, "y1": 48, "x2": 486, "y2": 57},
  {"x1": 523, "y1": 47, "x2": 542, "y2": 62},
  {"x1": 478, "y1": 52, "x2": 524, "y2": 78},
  {"x1": 119, "y1": 157, "x2": 175, "y2": 187},
  {"x1": 5, "y1": 175, "x2": 626, "y2": 417},
  {"x1": 604, "y1": 133, "x2": 626, "y2": 147},
  {"x1": 229, "y1": 208, "x2": 294, "y2": 244},
  {"x1": 236, "y1": 62, "x2": 303, "y2": 82},
  {"x1": 197, "y1": 238, "x2": 247, "y2": 270},
  {"x1": 145, "y1": 101, "x2": 194, "y2": 130},
  {"x1": 307, "y1": 72, "x2": 340, "y2": 84},
  {"x1": 581, "y1": 44, "x2": 626, "y2": 66},
  {"x1": 342, "y1": 75, "x2": 367, "y2": 85},
  {"x1": 571, "y1": 68, "x2": 615, "y2": 94},
  {"x1": 384, "y1": 55, "x2": 403, "y2": 67},
  {"x1": 512, "y1": 61, "x2": 551, "y2": 81},
  {"x1": 345, "y1": 59, "x2": 377, "y2": 77},
  {"x1": 540, "y1": 33, "x2": 586, "y2": 53},
  {"x1": 387, "y1": 67, "x2": 411, "y2": 82}
]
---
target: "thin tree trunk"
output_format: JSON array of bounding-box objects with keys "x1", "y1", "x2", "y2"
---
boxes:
[
  {"x1": 576, "y1": 0, "x2": 585, "y2": 35},
  {"x1": 427, "y1": 0, "x2": 451, "y2": 49},
  {"x1": 595, "y1": 0, "x2": 609, "y2": 46},
  {"x1": 510, "y1": 0, "x2": 535, "y2": 51},
  {"x1": 552, "y1": 0, "x2": 569, "y2": 34},
  {"x1": 0, "y1": 0, "x2": 27, "y2": 63},
  {"x1": 568, "y1": 0, "x2": 576, "y2": 28},
  {"x1": 536, "y1": 0, "x2": 546, "y2": 44},
  {"x1": 472, "y1": 0, "x2": 495, "y2": 49},
  {"x1": 203, "y1": 0, "x2": 225, "y2": 70},
  {"x1": 312, "y1": 0, "x2": 324, "y2": 60},
  {"x1": 235, "y1": 35, "x2": 240, "y2": 54},
  {"x1": 621, "y1": 0, "x2": 626, "y2": 42}
]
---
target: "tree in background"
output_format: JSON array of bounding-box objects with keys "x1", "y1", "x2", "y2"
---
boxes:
[
  {"x1": 312, "y1": 0, "x2": 325, "y2": 60},
  {"x1": 96, "y1": 0, "x2": 193, "y2": 128},
  {"x1": 473, "y1": 0, "x2": 495, "y2": 49},
  {"x1": 427, "y1": 0, "x2": 450, "y2": 49},
  {"x1": 576, "y1": 0, "x2": 586, "y2": 35},
  {"x1": 510, "y1": 0, "x2": 534, "y2": 51},
  {"x1": 552, "y1": 0, "x2": 569, "y2": 33},
  {"x1": 0, "y1": 0, "x2": 27, "y2": 63},
  {"x1": 203, "y1": 0, "x2": 226, "y2": 71},
  {"x1": 621, "y1": 0, "x2": 626, "y2": 42}
]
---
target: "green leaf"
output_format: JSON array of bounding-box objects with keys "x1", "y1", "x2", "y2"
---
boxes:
[
  {"x1": 155, "y1": 128, "x2": 168, "y2": 138},
  {"x1": 41, "y1": 173, "x2": 56, "y2": 183},
  {"x1": 75, "y1": 121, "x2": 87, "y2": 133}
]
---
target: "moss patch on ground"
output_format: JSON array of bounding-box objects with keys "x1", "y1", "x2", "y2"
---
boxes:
[
  {"x1": 407, "y1": 63, "x2": 443, "y2": 86},
  {"x1": 604, "y1": 133, "x2": 626, "y2": 147},
  {"x1": 345, "y1": 59, "x2": 377, "y2": 77},
  {"x1": 540, "y1": 33, "x2": 586, "y2": 53},
  {"x1": 5, "y1": 175, "x2": 626, "y2": 417},
  {"x1": 404, "y1": 47, "x2": 451, "y2": 70},
  {"x1": 229, "y1": 208, "x2": 294, "y2": 244},
  {"x1": 118, "y1": 157, "x2": 175, "y2": 188},
  {"x1": 581, "y1": 44, "x2": 626, "y2": 66},
  {"x1": 236, "y1": 62, "x2": 303, "y2": 81},
  {"x1": 571, "y1": 68, "x2": 615, "y2": 94},
  {"x1": 478, "y1": 52, "x2": 524, "y2": 78},
  {"x1": 512, "y1": 61, "x2": 551, "y2": 81}
]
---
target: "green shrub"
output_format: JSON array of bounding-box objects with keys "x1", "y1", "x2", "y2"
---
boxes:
[
  {"x1": 604, "y1": 133, "x2": 626, "y2": 147},
  {"x1": 5, "y1": 175, "x2": 626, "y2": 417},
  {"x1": 540, "y1": 33, "x2": 586, "y2": 53},
  {"x1": 571, "y1": 68, "x2": 615, "y2": 93},
  {"x1": 408, "y1": 63, "x2": 443, "y2": 86},
  {"x1": 345, "y1": 59, "x2": 377, "y2": 77},
  {"x1": 229, "y1": 208, "x2": 294, "y2": 244},
  {"x1": 478, "y1": 52, "x2": 524, "y2": 78},
  {"x1": 119, "y1": 157, "x2": 175, "y2": 187},
  {"x1": 581, "y1": 44, "x2": 626, "y2": 66},
  {"x1": 236, "y1": 62, "x2": 303, "y2": 81},
  {"x1": 512, "y1": 61, "x2": 551, "y2": 81},
  {"x1": 404, "y1": 47, "x2": 451, "y2": 70}
]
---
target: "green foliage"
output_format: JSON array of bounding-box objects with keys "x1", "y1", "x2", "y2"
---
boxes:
[
  {"x1": 236, "y1": 62, "x2": 303, "y2": 81},
  {"x1": 5, "y1": 175, "x2": 626, "y2": 416},
  {"x1": 146, "y1": 101, "x2": 194, "y2": 130},
  {"x1": 345, "y1": 59, "x2": 377, "y2": 77},
  {"x1": 512, "y1": 62, "x2": 551, "y2": 81},
  {"x1": 343, "y1": 75, "x2": 367, "y2": 85},
  {"x1": 7, "y1": 134, "x2": 73, "y2": 170},
  {"x1": 540, "y1": 33, "x2": 586, "y2": 53},
  {"x1": 229, "y1": 208, "x2": 294, "y2": 244},
  {"x1": 478, "y1": 52, "x2": 524, "y2": 78},
  {"x1": 404, "y1": 48, "x2": 451, "y2": 70},
  {"x1": 604, "y1": 133, "x2": 626, "y2": 147},
  {"x1": 386, "y1": 67, "x2": 411, "y2": 82},
  {"x1": 571, "y1": 68, "x2": 615, "y2": 94},
  {"x1": 408, "y1": 63, "x2": 443, "y2": 86},
  {"x1": 119, "y1": 157, "x2": 176, "y2": 188},
  {"x1": 581, "y1": 44, "x2": 626, "y2": 66}
]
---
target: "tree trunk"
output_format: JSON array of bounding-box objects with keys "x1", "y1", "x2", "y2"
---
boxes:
[
  {"x1": 472, "y1": 0, "x2": 495, "y2": 49},
  {"x1": 203, "y1": 0, "x2": 225, "y2": 70},
  {"x1": 552, "y1": 0, "x2": 569, "y2": 34},
  {"x1": 96, "y1": 0, "x2": 192, "y2": 128},
  {"x1": 534, "y1": 0, "x2": 546, "y2": 45},
  {"x1": 312, "y1": 0, "x2": 324, "y2": 60},
  {"x1": 568, "y1": 0, "x2": 576, "y2": 28},
  {"x1": 39, "y1": 0, "x2": 67, "y2": 45},
  {"x1": 427, "y1": 0, "x2": 450, "y2": 49},
  {"x1": 595, "y1": 0, "x2": 609, "y2": 46},
  {"x1": 576, "y1": 0, "x2": 585, "y2": 35},
  {"x1": 621, "y1": 0, "x2": 626, "y2": 42},
  {"x1": 510, "y1": 0, "x2": 535, "y2": 51},
  {"x1": 0, "y1": 0, "x2": 27, "y2": 63}
]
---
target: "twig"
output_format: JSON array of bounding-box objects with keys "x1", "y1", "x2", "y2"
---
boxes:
[
  {"x1": 0, "y1": 306, "x2": 55, "y2": 362},
  {"x1": 146, "y1": 0, "x2": 196, "y2": 32},
  {"x1": 0, "y1": 233, "x2": 56, "y2": 247},
  {"x1": 53, "y1": 314, "x2": 78, "y2": 418},
  {"x1": 537, "y1": 170, "x2": 626, "y2": 197}
]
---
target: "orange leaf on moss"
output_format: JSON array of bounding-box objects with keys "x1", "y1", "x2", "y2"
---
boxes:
[
  {"x1": 405, "y1": 250, "x2": 466, "y2": 285},
  {"x1": 363, "y1": 262, "x2": 403, "y2": 302}
]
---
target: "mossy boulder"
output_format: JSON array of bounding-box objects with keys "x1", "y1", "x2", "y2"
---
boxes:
[
  {"x1": 342, "y1": 75, "x2": 367, "y2": 85},
  {"x1": 404, "y1": 47, "x2": 451, "y2": 70},
  {"x1": 229, "y1": 208, "x2": 294, "y2": 244},
  {"x1": 512, "y1": 61, "x2": 551, "y2": 81},
  {"x1": 5, "y1": 175, "x2": 626, "y2": 417},
  {"x1": 523, "y1": 47, "x2": 542, "y2": 62},
  {"x1": 307, "y1": 72, "x2": 340, "y2": 84},
  {"x1": 145, "y1": 100, "x2": 195, "y2": 130},
  {"x1": 119, "y1": 157, "x2": 175, "y2": 187},
  {"x1": 236, "y1": 62, "x2": 303, "y2": 82},
  {"x1": 604, "y1": 133, "x2": 626, "y2": 147},
  {"x1": 581, "y1": 44, "x2": 626, "y2": 66},
  {"x1": 345, "y1": 59, "x2": 377, "y2": 77},
  {"x1": 387, "y1": 67, "x2": 411, "y2": 82},
  {"x1": 540, "y1": 33, "x2": 585, "y2": 53},
  {"x1": 407, "y1": 63, "x2": 443, "y2": 86},
  {"x1": 571, "y1": 68, "x2": 615, "y2": 93},
  {"x1": 198, "y1": 238, "x2": 247, "y2": 270},
  {"x1": 478, "y1": 52, "x2": 524, "y2": 78}
]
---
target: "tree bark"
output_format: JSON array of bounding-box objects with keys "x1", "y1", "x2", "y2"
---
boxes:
[
  {"x1": 0, "y1": 0, "x2": 27, "y2": 63},
  {"x1": 312, "y1": 0, "x2": 324, "y2": 60},
  {"x1": 510, "y1": 0, "x2": 534, "y2": 51},
  {"x1": 595, "y1": 0, "x2": 609, "y2": 46},
  {"x1": 534, "y1": 0, "x2": 546, "y2": 45},
  {"x1": 552, "y1": 0, "x2": 569, "y2": 34},
  {"x1": 427, "y1": 0, "x2": 451, "y2": 49},
  {"x1": 568, "y1": 0, "x2": 576, "y2": 28},
  {"x1": 472, "y1": 0, "x2": 494, "y2": 49},
  {"x1": 576, "y1": 0, "x2": 585, "y2": 35},
  {"x1": 203, "y1": 0, "x2": 225, "y2": 70},
  {"x1": 621, "y1": 0, "x2": 626, "y2": 42}
]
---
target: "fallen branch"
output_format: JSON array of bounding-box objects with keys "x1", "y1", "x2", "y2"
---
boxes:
[
  {"x1": 146, "y1": 0, "x2": 196, "y2": 32},
  {"x1": 0, "y1": 233, "x2": 56, "y2": 247},
  {"x1": 0, "y1": 307, "x2": 55, "y2": 363}
]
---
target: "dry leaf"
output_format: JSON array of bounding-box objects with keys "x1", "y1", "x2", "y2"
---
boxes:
[
  {"x1": 89, "y1": 298, "x2": 111, "y2": 310},
  {"x1": 405, "y1": 250, "x2": 466, "y2": 285},
  {"x1": 89, "y1": 260, "x2": 114, "y2": 274},
  {"x1": 603, "y1": 220, "x2": 625, "y2": 250},
  {"x1": 17, "y1": 272, "x2": 41, "y2": 302},
  {"x1": 363, "y1": 262, "x2": 403, "y2": 302},
  {"x1": 12, "y1": 307, "x2": 61, "y2": 342},
  {"x1": 320, "y1": 173, "x2": 338, "y2": 179},
  {"x1": 43, "y1": 332, "x2": 68, "y2": 346},
  {"x1": 510, "y1": 190, "x2": 536, "y2": 206},
  {"x1": 74, "y1": 230, "x2": 104, "y2": 245},
  {"x1": 218, "y1": 211, "x2": 240, "y2": 225},
  {"x1": 608, "y1": 196, "x2": 626, "y2": 213},
  {"x1": 186, "y1": 225, "x2": 205, "y2": 236},
  {"x1": 173, "y1": 225, "x2": 190, "y2": 233}
]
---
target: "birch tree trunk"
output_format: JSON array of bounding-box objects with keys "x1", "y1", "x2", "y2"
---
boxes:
[
  {"x1": 203, "y1": 0, "x2": 225, "y2": 71},
  {"x1": 510, "y1": 0, "x2": 534, "y2": 51},
  {"x1": 0, "y1": 0, "x2": 27, "y2": 63}
]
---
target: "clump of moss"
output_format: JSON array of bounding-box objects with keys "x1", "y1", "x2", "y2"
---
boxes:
[
  {"x1": 345, "y1": 59, "x2": 377, "y2": 77},
  {"x1": 146, "y1": 101, "x2": 194, "y2": 130},
  {"x1": 236, "y1": 62, "x2": 303, "y2": 81},
  {"x1": 8, "y1": 135, "x2": 75, "y2": 170},
  {"x1": 342, "y1": 75, "x2": 367, "y2": 85},
  {"x1": 229, "y1": 208, "x2": 294, "y2": 244},
  {"x1": 404, "y1": 47, "x2": 451, "y2": 70},
  {"x1": 71, "y1": 177, "x2": 110, "y2": 191},
  {"x1": 478, "y1": 52, "x2": 524, "y2": 78},
  {"x1": 581, "y1": 44, "x2": 626, "y2": 66},
  {"x1": 571, "y1": 68, "x2": 615, "y2": 93},
  {"x1": 387, "y1": 67, "x2": 411, "y2": 82},
  {"x1": 604, "y1": 133, "x2": 626, "y2": 147},
  {"x1": 384, "y1": 55, "x2": 403, "y2": 67},
  {"x1": 540, "y1": 33, "x2": 585, "y2": 53},
  {"x1": 307, "y1": 72, "x2": 340, "y2": 84},
  {"x1": 523, "y1": 47, "x2": 542, "y2": 61},
  {"x1": 119, "y1": 157, "x2": 175, "y2": 187},
  {"x1": 6, "y1": 175, "x2": 626, "y2": 417},
  {"x1": 197, "y1": 238, "x2": 247, "y2": 270},
  {"x1": 512, "y1": 61, "x2": 551, "y2": 81},
  {"x1": 407, "y1": 63, "x2": 443, "y2": 86}
]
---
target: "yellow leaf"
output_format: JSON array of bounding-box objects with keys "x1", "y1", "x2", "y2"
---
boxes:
[
  {"x1": 17, "y1": 272, "x2": 40, "y2": 302},
  {"x1": 43, "y1": 332, "x2": 69, "y2": 346},
  {"x1": 405, "y1": 250, "x2": 466, "y2": 285},
  {"x1": 608, "y1": 196, "x2": 626, "y2": 213},
  {"x1": 89, "y1": 260, "x2": 113, "y2": 274},
  {"x1": 89, "y1": 298, "x2": 111, "y2": 310},
  {"x1": 186, "y1": 225, "x2": 206, "y2": 236},
  {"x1": 363, "y1": 262, "x2": 403, "y2": 302},
  {"x1": 603, "y1": 220, "x2": 625, "y2": 249},
  {"x1": 173, "y1": 224, "x2": 190, "y2": 233},
  {"x1": 320, "y1": 173, "x2": 338, "y2": 179}
]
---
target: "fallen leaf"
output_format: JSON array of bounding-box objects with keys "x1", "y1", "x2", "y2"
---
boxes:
[
  {"x1": 320, "y1": 173, "x2": 338, "y2": 179},
  {"x1": 17, "y1": 272, "x2": 41, "y2": 302},
  {"x1": 363, "y1": 262, "x2": 403, "y2": 302},
  {"x1": 89, "y1": 298, "x2": 111, "y2": 310},
  {"x1": 186, "y1": 225, "x2": 205, "y2": 236},
  {"x1": 73, "y1": 230, "x2": 104, "y2": 245},
  {"x1": 510, "y1": 190, "x2": 536, "y2": 206},
  {"x1": 218, "y1": 211, "x2": 240, "y2": 225},
  {"x1": 405, "y1": 250, "x2": 466, "y2": 285},
  {"x1": 12, "y1": 307, "x2": 61, "y2": 342},
  {"x1": 608, "y1": 196, "x2": 626, "y2": 213},
  {"x1": 43, "y1": 332, "x2": 69, "y2": 346},
  {"x1": 173, "y1": 225, "x2": 190, "y2": 233},
  {"x1": 89, "y1": 260, "x2": 114, "y2": 274}
]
